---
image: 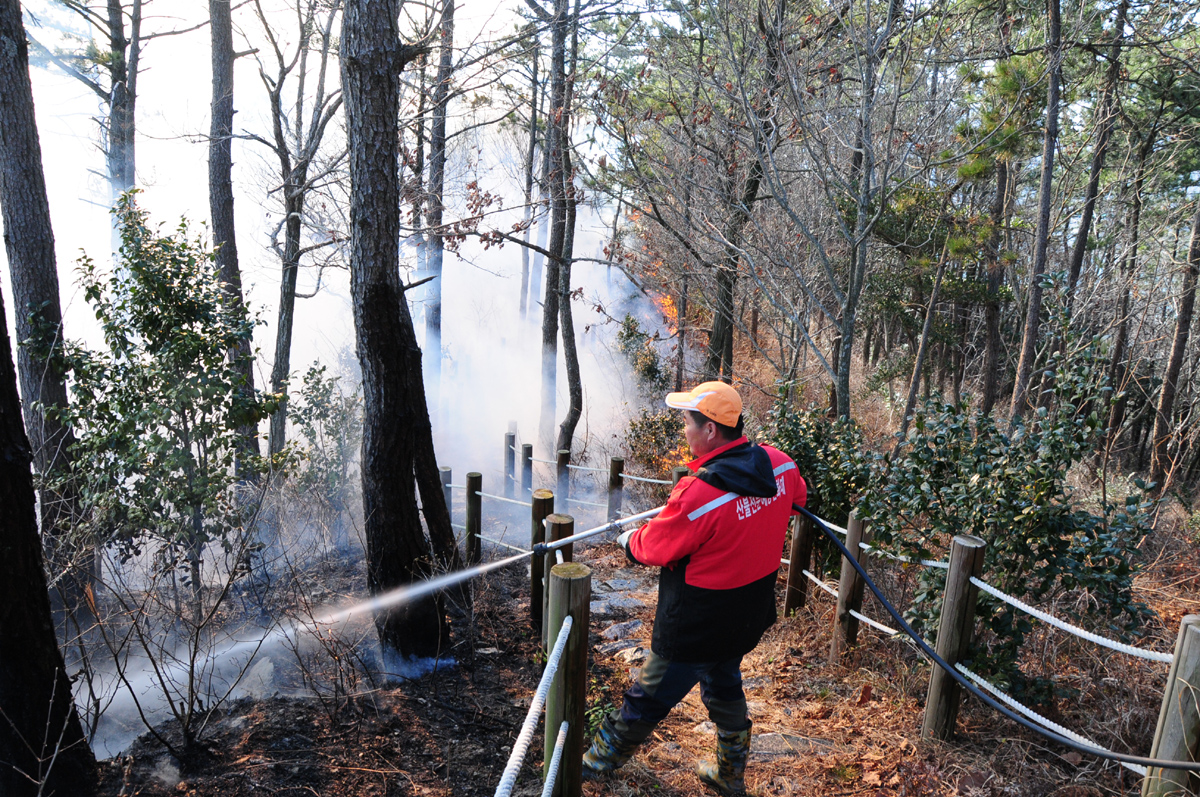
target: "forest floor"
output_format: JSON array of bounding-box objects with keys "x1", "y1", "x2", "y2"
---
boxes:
[{"x1": 95, "y1": 501, "x2": 1200, "y2": 797}]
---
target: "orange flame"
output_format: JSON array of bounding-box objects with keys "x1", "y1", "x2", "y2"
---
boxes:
[{"x1": 652, "y1": 292, "x2": 679, "y2": 334}]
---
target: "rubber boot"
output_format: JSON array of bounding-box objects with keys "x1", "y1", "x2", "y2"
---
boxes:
[
  {"x1": 581, "y1": 715, "x2": 645, "y2": 780},
  {"x1": 696, "y1": 724, "x2": 751, "y2": 796}
]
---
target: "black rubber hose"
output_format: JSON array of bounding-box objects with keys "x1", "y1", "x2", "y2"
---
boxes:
[{"x1": 796, "y1": 504, "x2": 1200, "y2": 773}]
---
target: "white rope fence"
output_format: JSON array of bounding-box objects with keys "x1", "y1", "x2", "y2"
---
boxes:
[
  {"x1": 566, "y1": 463, "x2": 607, "y2": 473},
  {"x1": 493, "y1": 615, "x2": 574, "y2": 797},
  {"x1": 969, "y1": 577, "x2": 1173, "y2": 664},
  {"x1": 540, "y1": 721, "x2": 570, "y2": 797},
  {"x1": 955, "y1": 664, "x2": 1147, "y2": 776},
  {"x1": 849, "y1": 608, "x2": 899, "y2": 637},
  {"x1": 475, "y1": 490, "x2": 533, "y2": 509},
  {"x1": 814, "y1": 517, "x2": 847, "y2": 535},
  {"x1": 859, "y1": 542, "x2": 950, "y2": 569},
  {"x1": 621, "y1": 473, "x2": 674, "y2": 485},
  {"x1": 803, "y1": 569, "x2": 839, "y2": 598}
]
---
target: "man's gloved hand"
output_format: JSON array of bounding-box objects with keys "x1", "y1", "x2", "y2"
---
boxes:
[{"x1": 617, "y1": 528, "x2": 634, "y2": 549}]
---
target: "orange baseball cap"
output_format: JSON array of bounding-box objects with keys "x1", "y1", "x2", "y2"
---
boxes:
[{"x1": 665, "y1": 381, "x2": 742, "y2": 426}]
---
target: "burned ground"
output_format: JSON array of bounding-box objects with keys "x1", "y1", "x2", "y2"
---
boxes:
[{"x1": 96, "y1": 517, "x2": 1195, "y2": 797}]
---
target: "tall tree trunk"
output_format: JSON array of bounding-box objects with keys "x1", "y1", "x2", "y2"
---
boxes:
[
  {"x1": 539, "y1": 0, "x2": 569, "y2": 454},
  {"x1": 1065, "y1": 0, "x2": 1126, "y2": 303},
  {"x1": 519, "y1": 34, "x2": 539, "y2": 322},
  {"x1": 703, "y1": 0, "x2": 785, "y2": 383},
  {"x1": 410, "y1": 52, "x2": 428, "y2": 301},
  {"x1": 342, "y1": 0, "x2": 447, "y2": 657},
  {"x1": 980, "y1": 159, "x2": 1009, "y2": 415},
  {"x1": 0, "y1": 294, "x2": 97, "y2": 797},
  {"x1": 898, "y1": 259, "x2": 947, "y2": 440},
  {"x1": 268, "y1": 164, "x2": 309, "y2": 457},
  {"x1": 555, "y1": 0, "x2": 582, "y2": 453},
  {"x1": 1009, "y1": 0, "x2": 1061, "y2": 424},
  {"x1": 1, "y1": 0, "x2": 88, "y2": 600},
  {"x1": 424, "y1": 0, "x2": 454, "y2": 406},
  {"x1": 0, "y1": 12, "x2": 97, "y2": 781},
  {"x1": 210, "y1": 0, "x2": 260, "y2": 473},
  {"x1": 1105, "y1": 137, "x2": 1151, "y2": 448},
  {"x1": 105, "y1": 0, "x2": 140, "y2": 198},
  {"x1": 1149, "y1": 199, "x2": 1200, "y2": 491}
]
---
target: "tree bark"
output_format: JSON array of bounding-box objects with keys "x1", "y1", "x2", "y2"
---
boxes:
[
  {"x1": 538, "y1": 0, "x2": 568, "y2": 454},
  {"x1": 980, "y1": 159, "x2": 1009, "y2": 415},
  {"x1": 0, "y1": 309, "x2": 97, "y2": 796},
  {"x1": 105, "y1": 0, "x2": 139, "y2": 197},
  {"x1": 519, "y1": 33, "x2": 540, "y2": 322},
  {"x1": 342, "y1": 0, "x2": 449, "y2": 657},
  {"x1": 268, "y1": 161, "x2": 309, "y2": 456},
  {"x1": 0, "y1": 20, "x2": 96, "y2": 764},
  {"x1": 898, "y1": 259, "x2": 947, "y2": 440},
  {"x1": 424, "y1": 0, "x2": 454, "y2": 406},
  {"x1": 1065, "y1": 0, "x2": 1126, "y2": 303},
  {"x1": 1149, "y1": 199, "x2": 1200, "y2": 492},
  {"x1": 1, "y1": 0, "x2": 90, "y2": 601},
  {"x1": 1009, "y1": 0, "x2": 1061, "y2": 424},
  {"x1": 210, "y1": 0, "x2": 260, "y2": 473},
  {"x1": 1105, "y1": 136, "x2": 1151, "y2": 449},
  {"x1": 256, "y1": 1, "x2": 343, "y2": 457},
  {"x1": 555, "y1": 0, "x2": 582, "y2": 453}
]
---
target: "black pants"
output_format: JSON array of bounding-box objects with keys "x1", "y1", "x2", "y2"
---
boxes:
[{"x1": 609, "y1": 650, "x2": 751, "y2": 741}]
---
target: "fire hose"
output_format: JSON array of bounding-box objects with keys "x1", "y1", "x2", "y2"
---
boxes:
[{"x1": 795, "y1": 504, "x2": 1200, "y2": 773}]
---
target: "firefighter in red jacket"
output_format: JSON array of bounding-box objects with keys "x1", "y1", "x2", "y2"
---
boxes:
[{"x1": 582, "y1": 381, "x2": 806, "y2": 795}]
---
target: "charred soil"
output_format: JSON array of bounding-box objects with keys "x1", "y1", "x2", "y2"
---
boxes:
[{"x1": 97, "y1": 520, "x2": 1197, "y2": 797}]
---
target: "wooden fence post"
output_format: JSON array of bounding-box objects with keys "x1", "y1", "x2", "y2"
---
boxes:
[
  {"x1": 671, "y1": 465, "x2": 689, "y2": 487},
  {"x1": 543, "y1": 514, "x2": 574, "y2": 649},
  {"x1": 504, "y1": 432, "x2": 516, "y2": 499},
  {"x1": 545, "y1": 561, "x2": 591, "y2": 797},
  {"x1": 556, "y1": 450, "x2": 570, "y2": 506},
  {"x1": 465, "y1": 472, "x2": 482, "y2": 565},
  {"x1": 530, "y1": 489, "x2": 554, "y2": 633},
  {"x1": 784, "y1": 515, "x2": 816, "y2": 616},
  {"x1": 439, "y1": 466, "x2": 452, "y2": 522},
  {"x1": 829, "y1": 512, "x2": 871, "y2": 665},
  {"x1": 521, "y1": 444, "x2": 534, "y2": 498},
  {"x1": 607, "y1": 457, "x2": 624, "y2": 522},
  {"x1": 1142, "y1": 614, "x2": 1200, "y2": 796},
  {"x1": 922, "y1": 534, "x2": 986, "y2": 740}
]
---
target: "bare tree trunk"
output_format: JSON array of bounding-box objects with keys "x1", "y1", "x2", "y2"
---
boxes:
[
  {"x1": 538, "y1": 0, "x2": 568, "y2": 454},
  {"x1": 519, "y1": 33, "x2": 539, "y2": 322},
  {"x1": 1105, "y1": 138, "x2": 1151, "y2": 448},
  {"x1": 0, "y1": 293, "x2": 97, "y2": 796},
  {"x1": 555, "y1": 0, "x2": 583, "y2": 453},
  {"x1": 1009, "y1": 0, "x2": 1061, "y2": 424},
  {"x1": 898, "y1": 259, "x2": 947, "y2": 440},
  {"x1": 1, "y1": 0, "x2": 91, "y2": 602},
  {"x1": 1150, "y1": 199, "x2": 1200, "y2": 492},
  {"x1": 0, "y1": 11, "x2": 97, "y2": 779},
  {"x1": 980, "y1": 159, "x2": 1009, "y2": 416},
  {"x1": 342, "y1": 0, "x2": 447, "y2": 657},
  {"x1": 105, "y1": 0, "x2": 140, "y2": 198},
  {"x1": 703, "y1": 0, "x2": 786, "y2": 383},
  {"x1": 210, "y1": 0, "x2": 260, "y2": 474},
  {"x1": 255, "y1": 1, "x2": 343, "y2": 457},
  {"x1": 268, "y1": 163, "x2": 309, "y2": 456},
  {"x1": 424, "y1": 0, "x2": 454, "y2": 406},
  {"x1": 1065, "y1": 0, "x2": 1126, "y2": 303}
]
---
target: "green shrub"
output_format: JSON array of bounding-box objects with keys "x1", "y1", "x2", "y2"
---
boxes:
[
  {"x1": 767, "y1": 398, "x2": 871, "y2": 525},
  {"x1": 859, "y1": 332, "x2": 1154, "y2": 697}
]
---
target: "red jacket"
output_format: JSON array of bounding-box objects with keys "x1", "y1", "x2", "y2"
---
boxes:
[{"x1": 625, "y1": 438, "x2": 806, "y2": 661}]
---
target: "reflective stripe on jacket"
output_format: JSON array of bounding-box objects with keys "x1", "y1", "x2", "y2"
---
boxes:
[{"x1": 625, "y1": 437, "x2": 806, "y2": 661}]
